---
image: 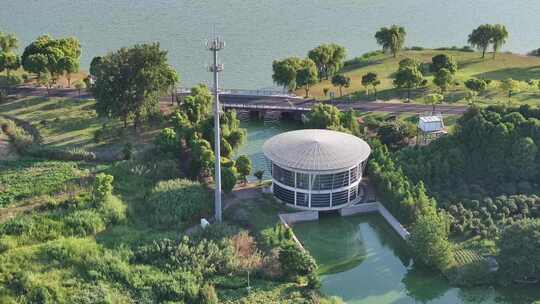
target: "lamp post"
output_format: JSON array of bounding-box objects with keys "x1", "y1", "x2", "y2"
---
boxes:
[{"x1": 206, "y1": 35, "x2": 225, "y2": 222}]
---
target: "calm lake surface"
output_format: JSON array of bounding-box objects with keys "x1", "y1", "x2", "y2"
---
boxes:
[
  {"x1": 294, "y1": 215, "x2": 540, "y2": 304},
  {"x1": 2, "y1": 1, "x2": 540, "y2": 88}
]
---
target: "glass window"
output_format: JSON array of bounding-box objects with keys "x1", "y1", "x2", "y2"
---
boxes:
[
  {"x1": 350, "y1": 166, "x2": 359, "y2": 183},
  {"x1": 312, "y1": 174, "x2": 333, "y2": 190},
  {"x1": 296, "y1": 192, "x2": 308, "y2": 206},
  {"x1": 332, "y1": 190, "x2": 349, "y2": 206},
  {"x1": 311, "y1": 193, "x2": 330, "y2": 208},
  {"x1": 296, "y1": 173, "x2": 310, "y2": 189},
  {"x1": 274, "y1": 184, "x2": 295, "y2": 205},
  {"x1": 272, "y1": 164, "x2": 295, "y2": 187},
  {"x1": 332, "y1": 171, "x2": 349, "y2": 189}
]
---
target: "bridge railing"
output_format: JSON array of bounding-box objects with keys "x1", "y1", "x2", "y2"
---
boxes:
[
  {"x1": 177, "y1": 87, "x2": 299, "y2": 98},
  {"x1": 222, "y1": 103, "x2": 310, "y2": 112}
]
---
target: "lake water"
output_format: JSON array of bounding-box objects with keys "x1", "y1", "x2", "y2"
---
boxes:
[
  {"x1": 293, "y1": 215, "x2": 540, "y2": 304},
  {"x1": 2, "y1": 1, "x2": 540, "y2": 88}
]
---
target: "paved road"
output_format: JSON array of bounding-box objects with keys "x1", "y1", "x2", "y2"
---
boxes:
[{"x1": 7, "y1": 86, "x2": 469, "y2": 115}]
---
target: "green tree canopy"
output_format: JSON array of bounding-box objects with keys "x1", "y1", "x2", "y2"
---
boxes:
[
  {"x1": 307, "y1": 43, "x2": 347, "y2": 80},
  {"x1": 91, "y1": 43, "x2": 178, "y2": 129},
  {"x1": 0, "y1": 32, "x2": 20, "y2": 78},
  {"x1": 464, "y1": 78, "x2": 488, "y2": 93},
  {"x1": 430, "y1": 54, "x2": 457, "y2": 74},
  {"x1": 423, "y1": 93, "x2": 444, "y2": 112},
  {"x1": 409, "y1": 207, "x2": 455, "y2": 271},
  {"x1": 221, "y1": 166, "x2": 237, "y2": 194},
  {"x1": 433, "y1": 68, "x2": 454, "y2": 93},
  {"x1": 361, "y1": 72, "x2": 381, "y2": 98},
  {"x1": 308, "y1": 103, "x2": 341, "y2": 129},
  {"x1": 398, "y1": 57, "x2": 421, "y2": 70},
  {"x1": 393, "y1": 66, "x2": 424, "y2": 99},
  {"x1": 331, "y1": 74, "x2": 351, "y2": 97},
  {"x1": 272, "y1": 56, "x2": 303, "y2": 91},
  {"x1": 468, "y1": 24, "x2": 494, "y2": 58},
  {"x1": 296, "y1": 58, "x2": 319, "y2": 97},
  {"x1": 235, "y1": 155, "x2": 252, "y2": 183},
  {"x1": 21, "y1": 35, "x2": 81, "y2": 77},
  {"x1": 497, "y1": 219, "x2": 540, "y2": 283},
  {"x1": 490, "y1": 24, "x2": 508, "y2": 59},
  {"x1": 375, "y1": 25, "x2": 406, "y2": 58}
]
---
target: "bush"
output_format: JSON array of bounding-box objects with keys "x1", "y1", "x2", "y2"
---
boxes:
[
  {"x1": 278, "y1": 243, "x2": 317, "y2": 278},
  {"x1": 146, "y1": 179, "x2": 212, "y2": 229},
  {"x1": 92, "y1": 173, "x2": 114, "y2": 204},
  {"x1": 199, "y1": 284, "x2": 218, "y2": 304},
  {"x1": 306, "y1": 273, "x2": 321, "y2": 289},
  {"x1": 26, "y1": 147, "x2": 97, "y2": 161},
  {"x1": 154, "y1": 128, "x2": 178, "y2": 154}
]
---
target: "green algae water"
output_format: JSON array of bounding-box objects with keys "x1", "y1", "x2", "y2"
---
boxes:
[
  {"x1": 293, "y1": 215, "x2": 540, "y2": 304},
  {"x1": 2, "y1": 1, "x2": 540, "y2": 88},
  {"x1": 234, "y1": 114, "x2": 302, "y2": 181}
]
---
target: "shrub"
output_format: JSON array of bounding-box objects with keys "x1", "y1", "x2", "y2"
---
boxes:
[
  {"x1": 92, "y1": 173, "x2": 114, "y2": 204},
  {"x1": 278, "y1": 243, "x2": 317, "y2": 278},
  {"x1": 26, "y1": 147, "x2": 97, "y2": 161},
  {"x1": 154, "y1": 128, "x2": 178, "y2": 154},
  {"x1": 146, "y1": 179, "x2": 212, "y2": 229},
  {"x1": 199, "y1": 284, "x2": 218, "y2": 304},
  {"x1": 221, "y1": 166, "x2": 237, "y2": 194},
  {"x1": 122, "y1": 142, "x2": 133, "y2": 160},
  {"x1": 306, "y1": 273, "x2": 321, "y2": 289}
]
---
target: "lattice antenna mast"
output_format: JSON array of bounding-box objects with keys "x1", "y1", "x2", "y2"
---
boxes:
[{"x1": 206, "y1": 34, "x2": 225, "y2": 222}]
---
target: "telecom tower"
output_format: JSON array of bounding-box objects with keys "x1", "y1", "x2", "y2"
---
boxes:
[{"x1": 206, "y1": 34, "x2": 225, "y2": 222}]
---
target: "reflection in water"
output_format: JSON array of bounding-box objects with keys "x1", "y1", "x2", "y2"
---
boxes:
[
  {"x1": 293, "y1": 215, "x2": 540, "y2": 304},
  {"x1": 234, "y1": 112, "x2": 301, "y2": 181}
]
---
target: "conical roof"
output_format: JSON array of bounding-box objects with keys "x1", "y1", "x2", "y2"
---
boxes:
[{"x1": 262, "y1": 129, "x2": 371, "y2": 172}]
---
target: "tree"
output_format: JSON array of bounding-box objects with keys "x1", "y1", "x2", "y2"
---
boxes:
[
  {"x1": 393, "y1": 66, "x2": 424, "y2": 99},
  {"x1": 278, "y1": 243, "x2": 317, "y2": 277},
  {"x1": 21, "y1": 35, "x2": 81, "y2": 78},
  {"x1": 464, "y1": 78, "x2": 487, "y2": 93},
  {"x1": 92, "y1": 173, "x2": 114, "y2": 203},
  {"x1": 254, "y1": 170, "x2": 264, "y2": 184},
  {"x1": 73, "y1": 80, "x2": 86, "y2": 96},
  {"x1": 296, "y1": 58, "x2": 318, "y2": 97},
  {"x1": 430, "y1": 54, "x2": 457, "y2": 74},
  {"x1": 272, "y1": 57, "x2": 302, "y2": 91},
  {"x1": 409, "y1": 207, "x2": 455, "y2": 271},
  {"x1": 0, "y1": 32, "x2": 20, "y2": 79},
  {"x1": 331, "y1": 74, "x2": 351, "y2": 97},
  {"x1": 58, "y1": 56, "x2": 79, "y2": 87},
  {"x1": 361, "y1": 72, "x2": 380, "y2": 99},
  {"x1": 308, "y1": 44, "x2": 347, "y2": 80},
  {"x1": 499, "y1": 78, "x2": 520, "y2": 103},
  {"x1": 424, "y1": 93, "x2": 444, "y2": 112},
  {"x1": 490, "y1": 24, "x2": 508, "y2": 59},
  {"x1": 221, "y1": 166, "x2": 237, "y2": 194},
  {"x1": 0, "y1": 32, "x2": 18, "y2": 53},
  {"x1": 235, "y1": 155, "x2": 252, "y2": 184},
  {"x1": 399, "y1": 57, "x2": 421, "y2": 70},
  {"x1": 464, "y1": 90, "x2": 478, "y2": 105},
  {"x1": 433, "y1": 68, "x2": 453, "y2": 93},
  {"x1": 497, "y1": 219, "x2": 540, "y2": 284},
  {"x1": 468, "y1": 24, "x2": 494, "y2": 58},
  {"x1": 38, "y1": 72, "x2": 54, "y2": 96},
  {"x1": 378, "y1": 121, "x2": 415, "y2": 149},
  {"x1": 375, "y1": 25, "x2": 406, "y2": 58},
  {"x1": 308, "y1": 103, "x2": 341, "y2": 129},
  {"x1": 91, "y1": 43, "x2": 178, "y2": 129}
]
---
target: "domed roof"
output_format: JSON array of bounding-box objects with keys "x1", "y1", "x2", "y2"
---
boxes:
[{"x1": 262, "y1": 129, "x2": 371, "y2": 172}]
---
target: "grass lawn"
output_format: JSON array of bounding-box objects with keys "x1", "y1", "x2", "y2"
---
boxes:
[
  {"x1": 0, "y1": 97, "x2": 165, "y2": 155},
  {"x1": 300, "y1": 49, "x2": 540, "y2": 106}
]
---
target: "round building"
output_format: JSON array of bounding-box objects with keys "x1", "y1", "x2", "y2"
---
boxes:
[{"x1": 262, "y1": 129, "x2": 371, "y2": 211}]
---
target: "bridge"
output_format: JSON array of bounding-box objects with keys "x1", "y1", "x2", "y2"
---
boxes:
[{"x1": 9, "y1": 85, "x2": 469, "y2": 115}]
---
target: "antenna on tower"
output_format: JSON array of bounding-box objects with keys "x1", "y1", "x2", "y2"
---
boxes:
[{"x1": 207, "y1": 30, "x2": 225, "y2": 223}]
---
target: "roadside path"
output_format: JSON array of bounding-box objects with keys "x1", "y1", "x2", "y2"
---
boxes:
[{"x1": 7, "y1": 86, "x2": 469, "y2": 115}]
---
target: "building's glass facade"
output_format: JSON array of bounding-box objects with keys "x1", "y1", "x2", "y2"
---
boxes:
[{"x1": 270, "y1": 162, "x2": 365, "y2": 209}]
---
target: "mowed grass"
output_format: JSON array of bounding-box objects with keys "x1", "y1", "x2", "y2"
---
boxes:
[
  {"x1": 301, "y1": 49, "x2": 540, "y2": 106},
  {"x1": 0, "y1": 97, "x2": 164, "y2": 153}
]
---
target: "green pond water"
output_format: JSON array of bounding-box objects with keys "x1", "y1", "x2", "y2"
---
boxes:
[
  {"x1": 2, "y1": 1, "x2": 540, "y2": 88},
  {"x1": 293, "y1": 214, "x2": 540, "y2": 304}
]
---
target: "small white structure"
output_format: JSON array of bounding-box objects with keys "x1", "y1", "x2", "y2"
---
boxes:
[
  {"x1": 200, "y1": 218, "x2": 210, "y2": 229},
  {"x1": 263, "y1": 129, "x2": 371, "y2": 211},
  {"x1": 417, "y1": 113, "x2": 446, "y2": 145}
]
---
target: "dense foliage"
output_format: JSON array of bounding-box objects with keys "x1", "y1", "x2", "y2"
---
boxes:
[
  {"x1": 91, "y1": 43, "x2": 178, "y2": 129},
  {"x1": 0, "y1": 159, "x2": 84, "y2": 207},
  {"x1": 446, "y1": 195, "x2": 540, "y2": 238},
  {"x1": 146, "y1": 178, "x2": 212, "y2": 229},
  {"x1": 398, "y1": 106, "x2": 540, "y2": 203},
  {"x1": 497, "y1": 219, "x2": 540, "y2": 284}
]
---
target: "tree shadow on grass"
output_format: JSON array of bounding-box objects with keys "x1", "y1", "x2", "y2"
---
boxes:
[{"x1": 474, "y1": 66, "x2": 540, "y2": 81}]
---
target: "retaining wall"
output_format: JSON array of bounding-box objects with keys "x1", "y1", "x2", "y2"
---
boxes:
[
  {"x1": 340, "y1": 202, "x2": 410, "y2": 240},
  {"x1": 278, "y1": 211, "x2": 319, "y2": 250}
]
